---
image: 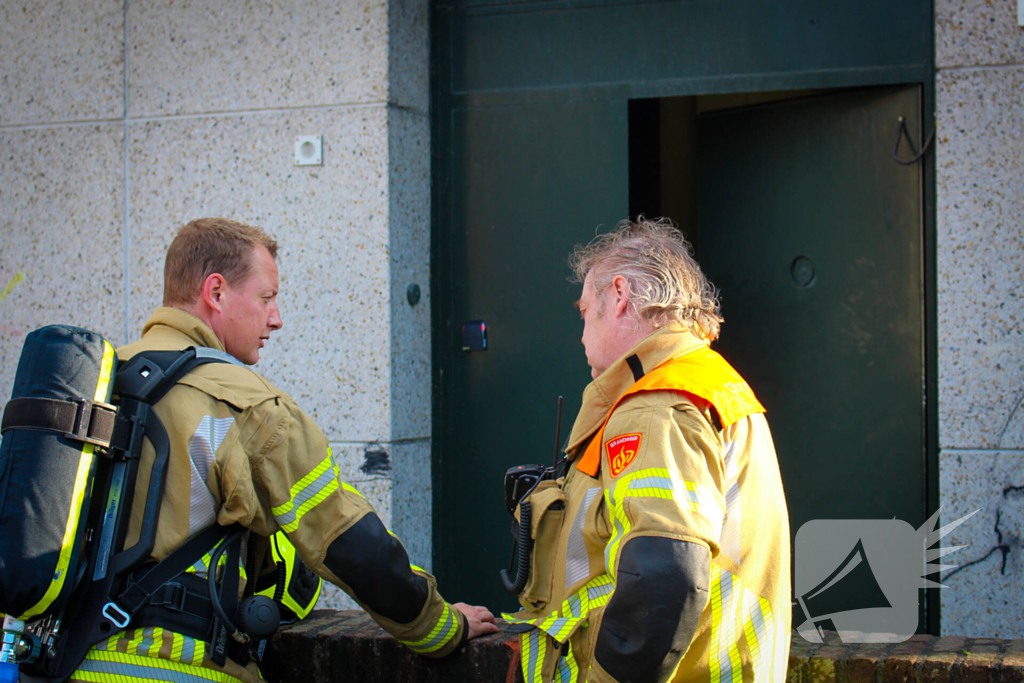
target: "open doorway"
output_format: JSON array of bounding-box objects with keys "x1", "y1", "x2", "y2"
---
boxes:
[{"x1": 630, "y1": 86, "x2": 931, "y2": 627}]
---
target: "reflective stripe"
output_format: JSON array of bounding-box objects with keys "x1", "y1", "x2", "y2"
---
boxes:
[
  {"x1": 516, "y1": 627, "x2": 580, "y2": 683},
  {"x1": 21, "y1": 339, "x2": 116, "y2": 620},
  {"x1": 554, "y1": 640, "x2": 579, "y2": 683},
  {"x1": 92, "y1": 628, "x2": 206, "y2": 667},
  {"x1": 603, "y1": 468, "x2": 720, "y2": 579},
  {"x1": 272, "y1": 452, "x2": 341, "y2": 533},
  {"x1": 129, "y1": 627, "x2": 157, "y2": 657},
  {"x1": 187, "y1": 416, "x2": 233, "y2": 535},
  {"x1": 72, "y1": 648, "x2": 243, "y2": 683},
  {"x1": 507, "y1": 575, "x2": 613, "y2": 683},
  {"x1": 186, "y1": 538, "x2": 247, "y2": 581},
  {"x1": 504, "y1": 573, "x2": 614, "y2": 644},
  {"x1": 519, "y1": 628, "x2": 547, "y2": 683},
  {"x1": 191, "y1": 347, "x2": 245, "y2": 367},
  {"x1": 709, "y1": 565, "x2": 744, "y2": 683},
  {"x1": 402, "y1": 602, "x2": 460, "y2": 654},
  {"x1": 742, "y1": 590, "x2": 774, "y2": 682},
  {"x1": 565, "y1": 487, "x2": 602, "y2": 589},
  {"x1": 720, "y1": 436, "x2": 742, "y2": 563}
]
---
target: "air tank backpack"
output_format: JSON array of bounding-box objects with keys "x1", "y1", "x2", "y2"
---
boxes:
[{"x1": 0, "y1": 325, "x2": 320, "y2": 682}]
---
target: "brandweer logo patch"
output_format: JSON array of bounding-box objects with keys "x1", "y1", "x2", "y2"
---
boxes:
[{"x1": 606, "y1": 433, "x2": 641, "y2": 477}]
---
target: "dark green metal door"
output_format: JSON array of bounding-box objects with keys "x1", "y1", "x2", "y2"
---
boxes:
[
  {"x1": 435, "y1": 102, "x2": 627, "y2": 609},
  {"x1": 696, "y1": 86, "x2": 927, "y2": 532}
]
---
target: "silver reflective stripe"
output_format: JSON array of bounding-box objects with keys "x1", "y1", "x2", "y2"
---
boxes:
[
  {"x1": 79, "y1": 657, "x2": 207, "y2": 682},
  {"x1": 405, "y1": 605, "x2": 456, "y2": 653},
  {"x1": 180, "y1": 636, "x2": 196, "y2": 665},
  {"x1": 187, "y1": 416, "x2": 233, "y2": 535},
  {"x1": 190, "y1": 347, "x2": 245, "y2": 367},
  {"x1": 137, "y1": 627, "x2": 157, "y2": 657},
  {"x1": 564, "y1": 487, "x2": 602, "y2": 589},
  {"x1": 720, "y1": 439, "x2": 742, "y2": 564},
  {"x1": 273, "y1": 464, "x2": 337, "y2": 530}
]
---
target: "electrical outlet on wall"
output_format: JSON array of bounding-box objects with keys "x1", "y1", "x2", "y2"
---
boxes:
[{"x1": 295, "y1": 135, "x2": 323, "y2": 166}]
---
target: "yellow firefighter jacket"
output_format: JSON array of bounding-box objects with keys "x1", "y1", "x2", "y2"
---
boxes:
[
  {"x1": 505, "y1": 324, "x2": 791, "y2": 683},
  {"x1": 68, "y1": 307, "x2": 464, "y2": 683}
]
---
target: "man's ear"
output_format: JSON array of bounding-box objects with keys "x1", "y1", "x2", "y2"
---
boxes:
[
  {"x1": 200, "y1": 273, "x2": 228, "y2": 313},
  {"x1": 610, "y1": 275, "x2": 631, "y2": 319}
]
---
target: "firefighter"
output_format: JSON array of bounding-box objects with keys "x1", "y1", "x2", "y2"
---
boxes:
[
  {"x1": 69, "y1": 218, "x2": 497, "y2": 682},
  {"x1": 505, "y1": 218, "x2": 790, "y2": 682}
]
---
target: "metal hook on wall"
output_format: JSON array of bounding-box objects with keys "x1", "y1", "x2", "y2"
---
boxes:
[{"x1": 893, "y1": 116, "x2": 935, "y2": 166}]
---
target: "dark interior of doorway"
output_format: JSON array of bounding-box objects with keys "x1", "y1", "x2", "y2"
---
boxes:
[{"x1": 628, "y1": 88, "x2": 836, "y2": 248}]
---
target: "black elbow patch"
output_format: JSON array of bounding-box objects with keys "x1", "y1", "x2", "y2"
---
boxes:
[
  {"x1": 323, "y1": 513, "x2": 429, "y2": 624},
  {"x1": 595, "y1": 537, "x2": 710, "y2": 683}
]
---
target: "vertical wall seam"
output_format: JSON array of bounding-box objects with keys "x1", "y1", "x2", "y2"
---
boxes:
[{"x1": 122, "y1": 0, "x2": 131, "y2": 345}]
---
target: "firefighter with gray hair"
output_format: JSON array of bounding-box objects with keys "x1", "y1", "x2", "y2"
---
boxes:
[{"x1": 504, "y1": 218, "x2": 791, "y2": 682}]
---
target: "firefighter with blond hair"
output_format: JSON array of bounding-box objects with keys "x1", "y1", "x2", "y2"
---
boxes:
[
  {"x1": 63, "y1": 218, "x2": 498, "y2": 682},
  {"x1": 504, "y1": 218, "x2": 791, "y2": 682}
]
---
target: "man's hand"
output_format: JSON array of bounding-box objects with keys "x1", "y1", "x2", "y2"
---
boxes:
[{"x1": 453, "y1": 602, "x2": 500, "y2": 639}]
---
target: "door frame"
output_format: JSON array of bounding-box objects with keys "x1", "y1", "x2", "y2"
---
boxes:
[{"x1": 430, "y1": 0, "x2": 939, "y2": 632}]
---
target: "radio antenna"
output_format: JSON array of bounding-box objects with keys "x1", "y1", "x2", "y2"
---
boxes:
[{"x1": 553, "y1": 396, "x2": 564, "y2": 467}]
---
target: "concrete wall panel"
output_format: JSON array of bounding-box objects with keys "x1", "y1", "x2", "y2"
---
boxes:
[
  {"x1": 0, "y1": 124, "x2": 124, "y2": 403},
  {"x1": 936, "y1": 66, "x2": 1024, "y2": 451},
  {"x1": 0, "y1": 0, "x2": 124, "y2": 125},
  {"x1": 128, "y1": 0, "x2": 388, "y2": 118},
  {"x1": 936, "y1": 0, "x2": 1024, "y2": 68}
]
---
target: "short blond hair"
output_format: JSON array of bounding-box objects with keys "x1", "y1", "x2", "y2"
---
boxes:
[
  {"x1": 163, "y1": 218, "x2": 279, "y2": 306},
  {"x1": 570, "y1": 217, "x2": 723, "y2": 341}
]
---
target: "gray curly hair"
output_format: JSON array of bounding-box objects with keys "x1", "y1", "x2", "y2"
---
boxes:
[{"x1": 570, "y1": 217, "x2": 723, "y2": 341}]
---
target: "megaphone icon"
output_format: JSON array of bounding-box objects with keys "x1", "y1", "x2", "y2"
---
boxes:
[{"x1": 796, "y1": 538, "x2": 892, "y2": 641}]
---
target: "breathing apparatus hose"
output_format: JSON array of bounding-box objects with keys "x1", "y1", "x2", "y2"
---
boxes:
[
  {"x1": 207, "y1": 529, "x2": 248, "y2": 642},
  {"x1": 499, "y1": 499, "x2": 533, "y2": 594}
]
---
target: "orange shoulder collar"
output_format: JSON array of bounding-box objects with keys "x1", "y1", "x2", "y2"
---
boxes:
[{"x1": 575, "y1": 346, "x2": 765, "y2": 476}]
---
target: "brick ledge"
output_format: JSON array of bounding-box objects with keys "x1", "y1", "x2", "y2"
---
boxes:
[{"x1": 262, "y1": 610, "x2": 1024, "y2": 683}]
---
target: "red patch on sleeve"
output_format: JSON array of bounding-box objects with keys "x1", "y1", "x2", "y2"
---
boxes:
[{"x1": 606, "y1": 433, "x2": 642, "y2": 477}]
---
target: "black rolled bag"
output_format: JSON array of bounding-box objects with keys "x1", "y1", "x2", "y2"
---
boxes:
[{"x1": 0, "y1": 325, "x2": 117, "y2": 621}]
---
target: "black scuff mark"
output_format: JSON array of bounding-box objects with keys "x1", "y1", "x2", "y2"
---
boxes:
[
  {"x1": 942, "y1": 508, "x2": 1011, "y2": 582},
  {"x1": 361, "y1": 445, "x2": 392, "y2": 475},
  {"x1": 1003, "y1": 484, "x2": 1024, "y2": 499},
  {"x1": 997, "y1": 388, "x2": 1024, "y2": 448}
]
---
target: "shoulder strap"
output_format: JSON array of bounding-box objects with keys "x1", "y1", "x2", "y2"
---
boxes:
[
  {"x1": 103, "y1": 523, "x2": 237, "y2": 628},
  {"x1": 43, "y1": 349, "x2": 239, "y2": 680}
]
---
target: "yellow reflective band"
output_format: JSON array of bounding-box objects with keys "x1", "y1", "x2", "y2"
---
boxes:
[
  {"x1": 742, "y1": 590, "x2": 775, "y2": 681},
  {"x1": 186, "y1": 538, "x2": 247, "y2": 582},
  {"x1": 272, "y1": 453, "x2": 341, "y2": 533},
  {"x1": 519, "y1": 628, "x2": 547, "y2": 683},
  {"x1": 402, "y1": 602, "x2": 460, "y2": 653},
  {"x1": 554, "y1": 639, "x2": 579, "y2": 683},
  {"x1": 503, "y1": 573, "x2": 615, "y2": 645},
  {"x1": 709, "y1": 565, "x2": 744, "y2": 683},
  {"x1": 21, "y1": 340, "x2": 116, "y2": 620},
  {"x1": 72, "y1": 647, "x2": 243, "y2": 683},
  {"x1": 602, "y1": 468, "x2": 719, "y2": 579}
]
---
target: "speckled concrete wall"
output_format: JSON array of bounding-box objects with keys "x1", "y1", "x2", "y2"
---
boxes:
[
  {"x1": 0, "y1": 0, "x2": 432, "y2": 613},
  {"x1": 936, "y1": 0, "x2": 1024, "y2": 638}
]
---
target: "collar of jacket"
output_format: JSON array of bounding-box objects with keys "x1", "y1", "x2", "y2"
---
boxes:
[
  {"x1": 140, "y1": 306, "x2": 227, "y2": 352},
  {"x1": 565, "y1": 323, "x2": 708, "y2": 455}
]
